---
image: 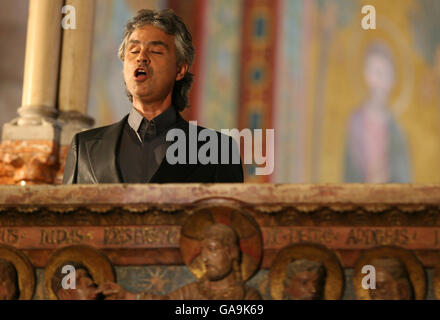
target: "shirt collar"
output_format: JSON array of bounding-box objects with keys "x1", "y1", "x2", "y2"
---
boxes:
[{"x1": 127, "y1": 106, "x2": 177, "y2": 141}]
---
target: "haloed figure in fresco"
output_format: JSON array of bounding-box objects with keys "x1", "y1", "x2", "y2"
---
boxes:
[
  {"x1": 369, "y1": 258, "x2": 413, "y2": 300},
  {"x1": 282, "y1": 259, "x2": 326, "y2": 300},
  {"x1": 345, "y1": 42, "x2": 410, "y2": 183},
  {"x1": 52, "y1": 261, "x2": 101, "y2": 300},
  {"x1": 0, "y1": 258, "x2": 19, "y2": 300}
]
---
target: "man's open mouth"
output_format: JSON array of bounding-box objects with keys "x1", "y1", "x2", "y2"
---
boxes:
[{"x1": 134, "y1": 67, "x2": 148, "y2": 81}]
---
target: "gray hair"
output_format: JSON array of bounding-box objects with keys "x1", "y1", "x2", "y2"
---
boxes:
[{"x1": 119, "y1": 9, "x2": 195, "y2": 111}]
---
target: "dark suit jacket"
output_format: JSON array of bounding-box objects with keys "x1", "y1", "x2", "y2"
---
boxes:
[{"x1": 62, "y1": 113, "x2": 244, "y2": 184}]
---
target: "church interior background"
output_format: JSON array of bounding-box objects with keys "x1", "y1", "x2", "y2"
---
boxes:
[{"x1": 1, "y1": 0, "x2": 440, "y2": 300}]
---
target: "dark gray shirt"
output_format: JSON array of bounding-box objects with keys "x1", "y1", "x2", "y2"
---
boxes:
[{"x1": 117, "y1": 106, "x2": 177, "y2": 183}]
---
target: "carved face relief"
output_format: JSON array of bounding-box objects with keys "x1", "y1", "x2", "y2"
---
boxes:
[
  {"x1": 57, "y1": 268, "x2": 98, "y2": 300},
  {"x1": 369, "y1": 268, "x2": 412, "y2": 300},
  {"x1": 283, "y1": 270, "x2": 325, "y2": 300},
  {"x1": 0, "y1": 278, "x2": 18, "y2": 300},
  {"x1": 0, "y1": 259, "x2": 18, "y2": 300},
  {"x1": 200, "y1": 238, "x2": 234, "y2": 282}
]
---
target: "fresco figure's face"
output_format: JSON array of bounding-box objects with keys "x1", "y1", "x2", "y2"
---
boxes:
[
  {"x1": 57, "y1": 268, "x2": 98, "y2": 300},
  {"x1": 123, "y1": 25, "x2": 186, "y2": 105},
  {"x1": 201, "y1": 238, "x2": 235, "y2": 282},
  {"x1": 283, "y1": 270, "x2": 325, "y2": 300},
  {"x1": 364, "y1": 52, "x2": 395, "y2": 97}
]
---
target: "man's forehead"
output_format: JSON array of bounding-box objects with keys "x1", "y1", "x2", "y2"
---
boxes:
[{"x1": 129, "y1": 25, "x2": 174, "y2": 42}]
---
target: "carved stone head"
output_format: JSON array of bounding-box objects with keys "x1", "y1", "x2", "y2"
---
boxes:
[
  {"x1": 369, "y1": 257, "x2": 413, "y2": 300},
  {"x1": 200, "y1": 224, "x2": 241, "y2": 282},
  {"x1": 283, "y1": 259, "x2": 326, "y2": 300},
  {"x1": 0, "y1": 258, "x2": 19, "y2": 300},
  {"x1": 51, "y1": 261, "x2": 99, "y2": 300}
]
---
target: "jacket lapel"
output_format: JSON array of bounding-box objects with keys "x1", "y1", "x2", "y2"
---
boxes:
[
  {"x1": 87, "y1": 115, "x2": 127, "y2": 183},
  {"x1": 150, "y1": 113, "x2": 203, "y2": 183}
]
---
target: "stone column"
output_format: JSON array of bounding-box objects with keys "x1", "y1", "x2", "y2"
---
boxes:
[
  {"x1": 58, "y1": 0, "x2": 96, "y2": 143},
  {"x1": 0, "y1": 0, "x2": 64, "y2": 185},
  {"x1": 57, "y1": 0, "x2": 96, "y2": 183}
]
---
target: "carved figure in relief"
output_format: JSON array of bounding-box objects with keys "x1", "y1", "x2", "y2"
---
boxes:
[
  {"x1": 98, "y1": 205, "x2": 263, "y2": 300},
  {"x1": 44, "y1": 245, "x2": 116, "y2": 300},
  {"x1": 165, "y1": 223, "x2": 260, "y2": 300},
  {"x1": 368, "y1": 258, "x2": 413, "y2": 300},
  {"x1": 353, "y1": 246, "x2": 426, "y2": 300},
  {"x1": 269, "y1": 243, "x2": 344, "y2": 300},
  {"x1": 51, "y1": 261, "x2": 101, "y2": 300},
  {"x1": 0, "y1": 245, "x2": 35, "y2": 300},
  {"x1": 0, "y1": 258, "x2": 19, "y2": 300},
  {"x1": 282, "y1": 259, "x2": 326, "y2": 300},
  {"x1": 99, "y1": 223, "x2": 260, "y2": 300}
]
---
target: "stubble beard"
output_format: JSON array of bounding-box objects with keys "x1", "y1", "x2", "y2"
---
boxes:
[{"x1": 125, "y1": 64, "x2": 155, "y2": 102}]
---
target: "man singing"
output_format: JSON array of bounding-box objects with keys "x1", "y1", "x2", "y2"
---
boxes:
[{"x1": 63, "y1": 9, "x2": 243, "y2": 184}]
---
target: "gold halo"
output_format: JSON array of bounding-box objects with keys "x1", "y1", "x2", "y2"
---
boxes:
[
  {"x1": 269, "y1": 243, "x2": 344, "y2": 300},
  {"x1": 431, "y1": 255, "x2": 440, "y2": 300},
  {"x1": 44, "y1": 245, "x2": 115, "y2": 300},
  {"x1": 353, "y1": 246, "x2": 426, "y2": 300},
  {"x1": 0, "y1": 244, "x2": 35, "y2": 300},
  {"x1": 180, "y1": 204, "x2": 262, "y2": 281}
]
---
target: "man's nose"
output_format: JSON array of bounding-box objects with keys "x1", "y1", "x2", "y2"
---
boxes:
[{"x1": 137, "y1": 49, "x2": 150, "y2": 64}]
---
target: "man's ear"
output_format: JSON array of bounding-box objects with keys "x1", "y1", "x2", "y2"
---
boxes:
[{"x1": 176, "y1": 63, "x2": 189, "y2": 81}]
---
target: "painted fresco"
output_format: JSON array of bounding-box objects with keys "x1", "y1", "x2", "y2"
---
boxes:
[{"x1": 320, "y1": 0, "x2": 440, "y2": 183}]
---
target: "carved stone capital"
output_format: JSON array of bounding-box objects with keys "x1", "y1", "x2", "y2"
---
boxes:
[
  {"x1": 2, "y1": 113, "x2": 61, "y2": 142},
  {"x1": 16, "y1": 105, "x2": 58, "y2": 126}
]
